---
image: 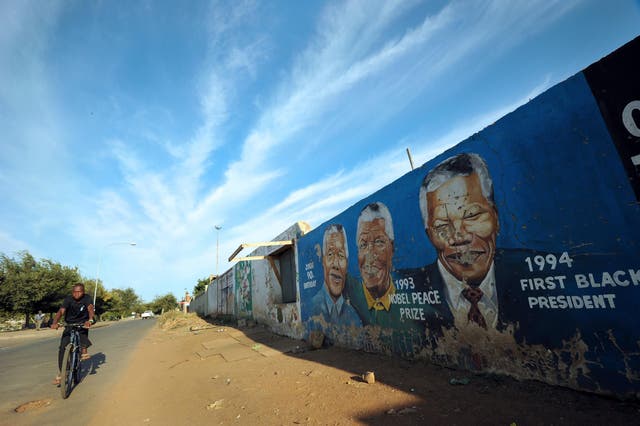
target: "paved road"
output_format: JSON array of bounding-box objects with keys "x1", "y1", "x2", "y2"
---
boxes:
[{"x1": 0, "y1": 319, "x2": 155, "y2": 425}]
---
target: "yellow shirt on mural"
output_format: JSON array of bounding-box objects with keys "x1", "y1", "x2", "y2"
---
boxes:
[{"x1": 363, "y1": 279, "x2": 395, "y2": 311}]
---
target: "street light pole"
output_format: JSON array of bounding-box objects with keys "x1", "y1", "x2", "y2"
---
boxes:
[
  {"x1": 94, "y1": 241, "x2": 137, "y2": 306},
  {"x1": 215, "y1": 225, "x2": 222, "y2": 276}
]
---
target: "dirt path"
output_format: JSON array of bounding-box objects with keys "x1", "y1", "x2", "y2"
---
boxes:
[{"x1": 89, "y1": 322, "x2": 640, "y2": 425}]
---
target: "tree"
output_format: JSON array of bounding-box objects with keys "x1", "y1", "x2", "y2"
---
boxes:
[
  {"x1": 100, "y1": 289, "x2": 122, "y2": 321},
  {"x1": 194, "y1": 277, "x2": 209, "y2": 296},
  {"x1": 109, "y1": 287, "x2": 141, "y2": 319},
  {"x1": 38, "y1": 258, "x2": 82, "y2": 317},
  {"x1": 86, "y1": 279, "x2": 111, "y2": 319},
  {"x1": 150, "y1": 293, "x2": 178, "y2": 315},
  {"x1": 0, "y1": 251, "x2": 81, "y2": 327},
  {"x1": 132, "y1": 302, "x2": 148, "y2": 316}
]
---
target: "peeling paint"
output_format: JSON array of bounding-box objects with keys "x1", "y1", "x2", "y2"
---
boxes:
[
  {"x1": 296, "y1": 37, "x2": 640, "y2": 399},
  {"x1": 191, "y1": 37, "x2": 640, "y2": 399}
]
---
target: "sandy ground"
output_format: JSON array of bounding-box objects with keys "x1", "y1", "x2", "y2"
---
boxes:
[{"x1": 80, "y1": 320, "x2": 640, "y2": 426}]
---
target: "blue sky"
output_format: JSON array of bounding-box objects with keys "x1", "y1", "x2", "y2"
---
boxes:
[{"x1": 1, "y1": 0, "x2": 639, "y2": 303}]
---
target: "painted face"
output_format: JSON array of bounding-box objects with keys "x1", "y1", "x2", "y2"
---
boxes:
[
  {"x1": 72, "y1": 286, "x2": 85, "y2": 301},
  {"x1": 426, "y1": 173, "x2": 498, "y2": 285},
  {"x1": 357, "y1": 218, "x2": 393, "y2": 295},
  {"x1": 322, "y1": 231, "x2": 348, "y2": 301}
]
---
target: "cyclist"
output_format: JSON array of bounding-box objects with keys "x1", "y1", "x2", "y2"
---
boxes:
[{"x1": 51, "y1": 283, "x2": 94, "y2": 385}]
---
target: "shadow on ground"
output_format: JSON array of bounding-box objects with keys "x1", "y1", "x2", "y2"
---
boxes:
[
  {"x1": 194, "y1": 316, "x2": 640, "y2": 425},
  {"x1": 85, "y1": 352, "x2": 106, "y2": 377}
]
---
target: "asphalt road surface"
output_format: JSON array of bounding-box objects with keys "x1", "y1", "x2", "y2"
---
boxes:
[{"x1": 0, "y1": 319, "x2": 155, "y2": 425}]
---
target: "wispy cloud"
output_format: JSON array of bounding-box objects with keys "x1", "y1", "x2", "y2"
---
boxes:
[
  {"x1": 226, "y1": 72, "x2": 554, "y2": 247},
  {"x1": 269, "y1": 0, "x2": 575, "y2": 139},
  {"x1": 0, "y1": 0, "x2": 597, "y2": 301},
  {"x1": 90, "y1": 0, "x2": 578, "y2": 295},
  {"x1": 194, "y1": 0, "x2": 575, "y2": 226}
]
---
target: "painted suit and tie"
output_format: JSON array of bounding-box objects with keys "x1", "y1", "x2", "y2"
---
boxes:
[{"x1": 412, "y1": 153, "x2": 576, "y2": 347}]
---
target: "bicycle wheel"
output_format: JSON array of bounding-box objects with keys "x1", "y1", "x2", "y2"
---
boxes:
[
  {"x1": 60, "y1": 344, "x2": 73, "y2": 399},
  {"x1": 73, "y1": 350, "x2": 81, "y2": 385}
]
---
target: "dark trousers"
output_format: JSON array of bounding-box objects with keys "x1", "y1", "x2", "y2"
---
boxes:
[{"x1": 58, "y1": 328, "x2": 91, "y2": 370}]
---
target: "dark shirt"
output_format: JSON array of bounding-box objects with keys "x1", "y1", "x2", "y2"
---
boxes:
[
  {"x1": 399, "y1": 248, "x2": 589, "y2": 347},
  {"x1": 62, "y1": 294, "x2": 93, "y2": 323}
]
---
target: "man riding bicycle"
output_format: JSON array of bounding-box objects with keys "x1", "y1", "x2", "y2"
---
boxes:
[{"x1": 51, "y1": 283, "x2": 94, "y2": 385}]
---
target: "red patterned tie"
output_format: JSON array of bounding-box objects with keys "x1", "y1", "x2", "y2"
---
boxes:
[{"x1": 462, "y1": 286, "x2": 487, "y2": 329}]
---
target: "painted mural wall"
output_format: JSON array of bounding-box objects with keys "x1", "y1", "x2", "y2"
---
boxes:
[
  {"x1": 297, "y1": 36, "x2": 640, "y2": 398},
  {"x1": 235, "y1": 260, "x2": 253, "y2": 318}
]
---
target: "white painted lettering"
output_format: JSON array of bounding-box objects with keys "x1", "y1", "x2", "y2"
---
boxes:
[
  {"x1": 529, "y1": 294, "x2": 616, "y2": 309},
  {"x1": 575, "y1": 274, "x2": 589, "y2": 288},
  {"x1": 613, "y1": 270, "x2": 629, "y2": 286},
  {"x1": 592, "y1": 294, "x2": 605, "y2": 309},
  {"x1": 572, "y1": 295, "x2": 584, "y2": 309},
  {"x1": 603, "y1": 293, "x2": 616, "y2": 308},
  {"x1": 533, "y1": 277, "x2": 545, "y2": 290},
  {"x1": 392, "y1": 293, "x2": 408, "y2": 304},
  {"x1": 409, "y1": 291, "x2": 442, "y2": 305},
  {"x1": 545, "y1": 276, "x2": 561, "y2": 290},
  {"x1": 557, "y1": 295, "x2": 568, "y2": 309},
  {"x1": 575, "y1": 271, "x2": 640, "y2": 288},
  {"x1": 622, "y1": 100, "x2": 640, "y2": 137},
  {"x1": 584, "y1": 296, "x2": 594, "y2": 309},
  {"x1": 520, "y1": 276, "x2": 567, "y2": 291},
  {"x1": 400, "y1": 307, "x2": 426, "y2": 320},
  {"x1": 601, "y1": 272, "x2": 615, "y2": 287}
]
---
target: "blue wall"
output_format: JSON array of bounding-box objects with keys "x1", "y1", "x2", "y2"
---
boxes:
[{"x1": 297, "y1": 36, "x2": 640, "y2": 397}]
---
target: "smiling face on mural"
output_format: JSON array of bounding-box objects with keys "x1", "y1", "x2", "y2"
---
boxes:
[
  {"x1": 357, "y1": 218, "x2": 393, "y2": 297},
  {"x1": 322, "y1": 231, "x2": 348, "y2": 301},
  {"x1": 426, "y1": 173, "x2": 498, "y2": 285}
]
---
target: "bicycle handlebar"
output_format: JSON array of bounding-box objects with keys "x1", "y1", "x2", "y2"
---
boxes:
[{"x1": 61, "y1": 322, "x2": 89, "y2": 328}]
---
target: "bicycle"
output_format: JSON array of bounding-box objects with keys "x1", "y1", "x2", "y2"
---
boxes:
[{"x1": 59, "y1": 322, "x2": 86, "y2": 399}]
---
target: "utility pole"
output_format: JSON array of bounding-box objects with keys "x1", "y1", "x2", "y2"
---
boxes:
[
  {"x1": 406, "y1": 147, "x2": 415, "y2": 171},
  {"x1": 215, "y1": 225, "x2": 222, "y2": 276}
]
